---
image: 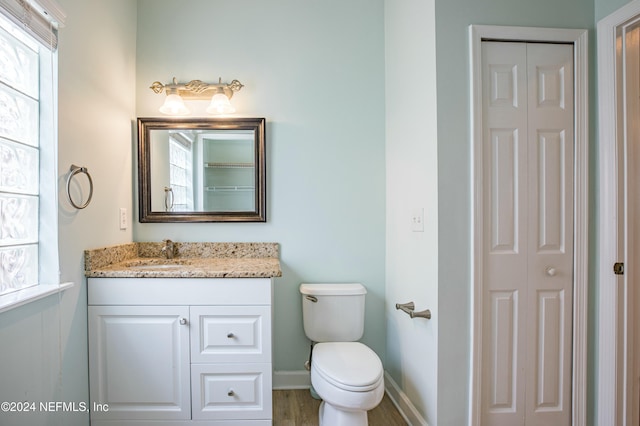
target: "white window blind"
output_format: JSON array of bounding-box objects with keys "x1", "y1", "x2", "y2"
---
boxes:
[{"x1": 0, "y1": 0, "x2": 65, "y2": 50}]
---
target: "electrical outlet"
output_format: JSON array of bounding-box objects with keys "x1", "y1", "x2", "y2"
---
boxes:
[
  {"x1": 119, "y1": 208, "x2": 128, "y2": 230},
  {"x1": 411, "y1": 208, "x2": 424, "y2": 232}
]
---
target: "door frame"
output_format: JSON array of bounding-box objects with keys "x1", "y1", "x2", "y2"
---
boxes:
[
  {"x1": 597, "y1": 3, "x2": 640, "y2": 425},
  {"x1": 469, "y1": 25, "x2": 589, "y2": 426}
]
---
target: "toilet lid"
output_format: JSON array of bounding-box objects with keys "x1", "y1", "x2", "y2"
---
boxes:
[{"x1": 312, "y1": 342, "x2": 383, "y2": 392}]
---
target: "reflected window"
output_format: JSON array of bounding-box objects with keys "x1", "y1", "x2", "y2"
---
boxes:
[{"x1": 168, "y1": 134, "x2": 193, "y2": 211}]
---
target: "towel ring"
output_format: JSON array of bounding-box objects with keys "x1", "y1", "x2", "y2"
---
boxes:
[
  {"x1": 164, "y1": 186, "x2": 174, "y2": 212},
  {"x1": 66, "y1": 164, "x2": 93, "y2": 209}
]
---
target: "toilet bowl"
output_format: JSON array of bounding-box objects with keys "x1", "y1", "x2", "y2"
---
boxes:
[{"x1": 311, "y1": 342, "x2": 384, "y2": 426}]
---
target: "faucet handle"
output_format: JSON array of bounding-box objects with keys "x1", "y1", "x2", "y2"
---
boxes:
[{"x1": 161, "y1": 239, "x2": 175, "y2": 259}]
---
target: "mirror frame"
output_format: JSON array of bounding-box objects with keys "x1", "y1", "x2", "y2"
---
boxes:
[{"x1": 137, "y1": 117, "x2": 266, "y2": 223}]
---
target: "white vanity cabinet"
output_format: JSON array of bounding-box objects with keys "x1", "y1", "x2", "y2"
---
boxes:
[{"x1": 88, "y1": 277, "x2": 273, "y2": 426}]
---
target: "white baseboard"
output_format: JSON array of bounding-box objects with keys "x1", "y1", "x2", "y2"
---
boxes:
[
  {"x1": 273, "y1": 370, "x2": 311, "y2": 390},
  {"x1": 272, "y1": 370, "x2": 427, "y2": 426},
  {"x1": 384, "y1": 371, "x2": 428, "y2": 426}
]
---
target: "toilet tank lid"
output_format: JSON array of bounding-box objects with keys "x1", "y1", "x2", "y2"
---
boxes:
[{"x1": 300, "y1": 283, "x2": 366, "y2": 296}]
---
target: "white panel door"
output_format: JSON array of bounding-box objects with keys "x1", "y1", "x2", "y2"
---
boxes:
[
  {"x1": 481, "y1": 41, "x2": 574, "y2": 426},
  {"x1": 88, "y1": 305, "x2": 191, "y2": 421},
  {"x1": 481, "y1": 42, "x2": 528, "y2": 426}
]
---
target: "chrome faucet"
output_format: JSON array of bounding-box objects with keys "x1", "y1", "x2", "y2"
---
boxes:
[{"x1": 161, "y1": 239, "x2": 174, "y2": 259}]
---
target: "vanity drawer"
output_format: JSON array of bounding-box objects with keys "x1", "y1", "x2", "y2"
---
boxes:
[
  {"x1": 191, "y1": 363, "x2": 272, "y2": 420},
  {"x1": 190, "y1": 306, "x2": 271, "y2": 363}
]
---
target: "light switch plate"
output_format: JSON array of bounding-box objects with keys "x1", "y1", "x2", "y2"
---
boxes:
[{"x1": 119, "y1": 208, "x2": 128, "y2": 230}]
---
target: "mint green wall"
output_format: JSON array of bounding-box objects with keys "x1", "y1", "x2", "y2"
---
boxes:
[
  {"x1": 596, "y1": 0, "x2": 632, "y2": 20},
  {"x1": 134, "y1": 0, "x2": 387, "y2": 372},
  {"x1": 434, "y1": 0, "x2": 594, "y2": 424}
]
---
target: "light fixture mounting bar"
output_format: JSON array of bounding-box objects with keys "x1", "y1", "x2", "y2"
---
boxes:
[{"x1": 150, "y1": 77, "x2": 244, "y2": 100}]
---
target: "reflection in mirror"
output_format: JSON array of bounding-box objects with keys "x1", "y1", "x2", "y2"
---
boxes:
[
  {"x1": 149, "y1": 129, "x2": 255, "y2": 212},
  {"x1": 138, "y1": 117, "x2": 266, "y2": 222}
]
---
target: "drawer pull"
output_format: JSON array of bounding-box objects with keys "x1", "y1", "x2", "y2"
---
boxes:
[
  {"x1": 228, "y1": 389, "x2": 235, "y2": 397},
  {"x1": 227, "y1": 332, "x2": 235, "y2": 338}
]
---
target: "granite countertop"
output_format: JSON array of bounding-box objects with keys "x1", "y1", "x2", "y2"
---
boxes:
[{"x1": 84, "y1": 242, "x2": 282, "y2": 278}]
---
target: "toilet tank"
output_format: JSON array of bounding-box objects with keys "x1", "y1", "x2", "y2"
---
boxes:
[{"x1": 300, "y1": 283, "x2": 367, "y2": 342}]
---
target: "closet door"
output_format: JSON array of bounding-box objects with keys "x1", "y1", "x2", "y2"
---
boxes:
[{"x1": 481, "y1": 41, "x2": 574, "y2": 426}]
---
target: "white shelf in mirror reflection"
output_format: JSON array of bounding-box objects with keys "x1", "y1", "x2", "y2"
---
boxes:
[
  {"x1": 205, "y1": 185, "x2": 255, "y2": 192},
  {"x1": 204, "y1": 162, "x2": 255, "y2": 169}
]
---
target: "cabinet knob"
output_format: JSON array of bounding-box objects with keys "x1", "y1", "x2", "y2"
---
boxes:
[
  {"x1": 228, "y1": 389, "x2": 235, "y2": 397},
  {"x1": 179, "y1": 318, "x2": 188, "y2": 325},
  {"x1": 227, "y1": 332, "x2": 235, "y2": 338},
  {"x1": 546, "y1": 267, "x2": 557, "y2": 277}
]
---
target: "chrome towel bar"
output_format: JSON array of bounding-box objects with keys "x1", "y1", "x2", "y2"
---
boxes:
[{"x1": 395, "y1": 301, "x2": 431, "y2": 320}]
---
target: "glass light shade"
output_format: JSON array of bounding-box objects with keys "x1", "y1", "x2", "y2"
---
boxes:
[
  {"x1": 159, "y1": 94, "x2": 190, "y2": 115},
  {"x1": 206, "y1": 93, "x2": 236, "y2": 114}
]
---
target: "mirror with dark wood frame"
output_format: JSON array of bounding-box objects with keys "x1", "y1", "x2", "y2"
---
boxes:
[{"x1": 137, "y1": 117, "x2": 266, "y2": 222}]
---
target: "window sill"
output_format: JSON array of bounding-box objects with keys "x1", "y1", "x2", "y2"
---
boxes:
[{"x1": 0, "y1": 282, "x2": 74, "y2": 314}]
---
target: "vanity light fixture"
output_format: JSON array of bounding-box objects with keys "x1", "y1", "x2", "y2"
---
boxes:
[{"x1": 150, "y1": 77, "x2": 244, "y2": 116}]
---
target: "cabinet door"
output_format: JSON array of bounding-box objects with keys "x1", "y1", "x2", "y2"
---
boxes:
[
  {"x1": 190, "y1": 306, "x2": 271, "y2": 363},
  {"x1": 88, "y1": 306, "x2": 191, "y2": 420}
]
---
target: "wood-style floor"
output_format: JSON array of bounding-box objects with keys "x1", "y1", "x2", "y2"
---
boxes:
[{"x1": 273, "y1": 389, "x2": 407, "y2": 425}]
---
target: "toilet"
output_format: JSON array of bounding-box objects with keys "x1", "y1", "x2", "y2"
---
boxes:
[{"x1": 300, "y1": 283, "x2": 384, "y2": 426}]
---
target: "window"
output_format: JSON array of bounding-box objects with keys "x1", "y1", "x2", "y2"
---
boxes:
[{"x1": 0, "y1": 0, "x2": 67, "y2": 309}]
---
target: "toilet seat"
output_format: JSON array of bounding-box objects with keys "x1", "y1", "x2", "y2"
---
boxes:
[{"x1": 312, "y1": 342, "x2": 383, "y2": 392}]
